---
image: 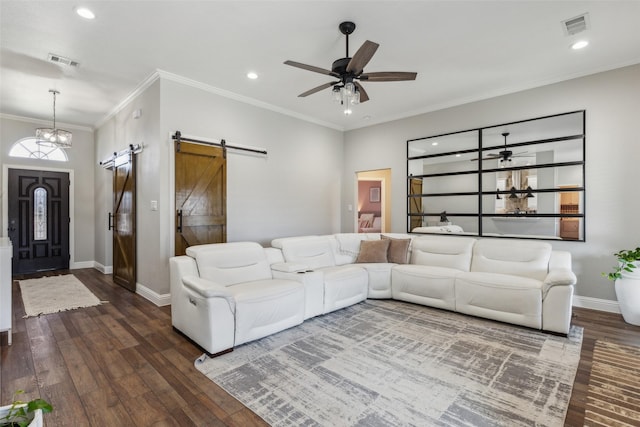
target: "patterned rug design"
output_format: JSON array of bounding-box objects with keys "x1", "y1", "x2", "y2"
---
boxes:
[
  {"x1": 195, "y1": 300, "x2": 583, "y2": 426},
  {"x1": 584, "y1": 340, "x2": 640, "y2": 427},
  {"x1": 19, "y1": 274, "x2": 105, "y2": 317}
]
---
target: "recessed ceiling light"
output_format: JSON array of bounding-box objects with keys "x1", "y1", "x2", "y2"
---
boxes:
[
  {"x1": 455, "y1": 154, "x2": 461, "y2": 157},
  {"x1": 75, "y1": 7, "x2": 95, "y2": 19},
  {"x1": 571, "y1": 40, "x2": 589, "y2": 50},
  {"x1": 432, "y1": 142, "x2": 438, "y2": 146},
  {"x1": 247, "y1": 72, "x2": 258, "y2": 80}
]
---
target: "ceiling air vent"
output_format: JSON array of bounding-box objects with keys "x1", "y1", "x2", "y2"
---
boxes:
[
  {"x1": 562, "y1": 13, "x2": 590, "y2": 36},
  {"x1": 47, "y1": 53, "x2": 80, "y2": 68}
]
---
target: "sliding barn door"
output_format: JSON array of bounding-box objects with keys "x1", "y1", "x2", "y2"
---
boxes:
[
  {"x1": 175, "y1": 141, "x2": 227, "y2": 256},
  {"x1": 112, "y1": 153, "x2": 136, "y2": 291},
  {"x1": 409, "y1": 178, "x2": 423, "y2": 231}
]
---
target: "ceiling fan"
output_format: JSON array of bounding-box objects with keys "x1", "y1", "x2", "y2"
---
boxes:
[
  {"x1": 284, "y1": 21, "x2": 417, "y2": 109},
  {"x1": 472, "y1": 132, "x2": 528, "y2": 164}
]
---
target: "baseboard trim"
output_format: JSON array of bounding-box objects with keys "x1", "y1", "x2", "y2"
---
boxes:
[
  {"x1": 136, "y1": 282, "x2": 171, "y2": 307},
  {"x1": 573, "y1": 295, "x2": 620, "y2": 313},
  {"x1": 93, "y1": 262, "x2": 113, "y2": 275},
  {"x1": 71, "y1": 261, "x2": 95, "y2": 269}
]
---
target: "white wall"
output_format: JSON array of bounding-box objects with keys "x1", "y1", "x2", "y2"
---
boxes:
[
  {"x1": 160, "y1": 78, "x2": 344, "y2": 247},
  {"x1": 343, "y1": 63, "x2": 640, "y2": 302},
  {"x1": 94, "y1": 80, "x2": 163, "y2": 294},
  {"x1": 0, "y1": 116, "x2": 95, "y2": 267},
  {"x1": 94, "y1": 76, "x2": 344, "y2": 297}
]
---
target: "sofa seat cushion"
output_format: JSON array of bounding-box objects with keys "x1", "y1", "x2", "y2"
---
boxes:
[
  {"x1": 227, "y1": 279, "x2": 305, "y2": 345},
  {"x1": 391, "y1": 265, "x2": 460, "y2": 310},
  {"x1": 354, "y1": 263, "x2": 395, "y2": 299},
  {"x1": 455, "y1": 272, "x2": 542, "y2": 329},
  {"x1": 318, "y1": 266, "x2": 368, "y2": 314}
]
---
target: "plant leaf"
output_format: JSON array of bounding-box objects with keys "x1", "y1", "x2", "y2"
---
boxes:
[{"x1": 27, "y1": 399, "x2": 53, "y2": 414}]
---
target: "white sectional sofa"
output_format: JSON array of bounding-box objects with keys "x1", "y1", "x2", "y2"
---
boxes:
[
  {"x1": 392, "y1": 236, "x2": 576, "y2": 334},
  {"x1": 169, "y1": 233, "x2": 576, "y2": 356},
  {"x1": 169, "y1": 242, "x2": 306, "y2": 355}
]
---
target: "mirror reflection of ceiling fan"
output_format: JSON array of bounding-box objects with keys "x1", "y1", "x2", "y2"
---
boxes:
[{"x1": 471, "y1": 132, "x2": 528, "y2": 164}]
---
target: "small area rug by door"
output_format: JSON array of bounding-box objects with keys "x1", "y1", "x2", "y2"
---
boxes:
[
  {"x1": 584, "y1": 340, "x2": 640, "y2": 426},
  {"x1": 19, "y1": 274, "x2": 105, "y2": 317},
  {"x1": 195, "y1": 299, "x2": 583, "y2": 426}
]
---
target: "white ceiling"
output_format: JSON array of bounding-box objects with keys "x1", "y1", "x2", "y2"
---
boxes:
[{"x1": 1, "y1": 1, "x2": 639, "y2": 131}]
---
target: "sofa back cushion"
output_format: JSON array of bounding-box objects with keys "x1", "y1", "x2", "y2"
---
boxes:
[
  {"x1": 333, "y1": 233, "x2": 376, "y2": 265},
  {"x1": 186, "y1": 242, "x2": 272, "y2": 286},
  {"x1": 410, "y1": 235, "x2": 475, "y2": 271},
  {"x1": 471, "y1": 239, "x2": 551, "y2": 280},
  {"x1": 273, "y1": 236, "x2": 337, "y2": 269}
]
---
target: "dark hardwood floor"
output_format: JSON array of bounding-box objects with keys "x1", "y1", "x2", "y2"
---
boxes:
[{"x1": 1, "y1": 268, "x2": 639, "y2": 426}]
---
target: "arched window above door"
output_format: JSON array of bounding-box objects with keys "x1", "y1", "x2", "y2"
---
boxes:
[{"x1": 8, "y1": 137, "x2": 68, "y2": 161}]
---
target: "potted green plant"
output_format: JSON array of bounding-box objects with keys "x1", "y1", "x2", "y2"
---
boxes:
[
  {"x1": 603, "y1": 247, "x2": 640, "y2": 326},
  {"x1": 0, "y1": 391, "x2": 52, "y2": 427}
]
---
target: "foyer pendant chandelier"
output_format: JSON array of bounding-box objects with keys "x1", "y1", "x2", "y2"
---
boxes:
[{"x1": 36, "y1": 89, "x2": 72, "y2": 148}]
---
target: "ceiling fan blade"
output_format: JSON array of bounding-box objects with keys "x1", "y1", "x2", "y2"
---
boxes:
[
  {"x1": 298, "y1": 81, "x2": 340, "y2": 97},
  {"x1": 360, "y1": 72, "x2": 418, "y2": 82},
  {"x1": 284, "y1": 60, "x2": 338, "y2": 77},
  {"x1": 354, "y1": 81, "x2": 370, "y2": 103},
  {"x1": 470, "y1": 154, "x2": 500, "y2": 161},
  {"x1": 346, "y1": 40, "x2": 379, "y2": 74}
]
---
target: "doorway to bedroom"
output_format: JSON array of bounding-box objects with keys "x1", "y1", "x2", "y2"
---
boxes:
[{"x1": 356, "y1": 169, "x2": 391, "y2": 233}]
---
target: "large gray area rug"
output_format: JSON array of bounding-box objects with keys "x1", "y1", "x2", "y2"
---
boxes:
[
  {"x1": 19, "y1": 274, "x2": 105, "y2": 317},
  {"x1": 195, "y1": 300, "x2": 583, "y2": 426}
]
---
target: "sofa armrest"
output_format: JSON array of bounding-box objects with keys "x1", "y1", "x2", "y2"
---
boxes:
[
  {"x1": 271, "y1": 262, "x2": 310, "y2": 273},
  {"x1": 544, "y1": 269, "x2": 577, "y2": 287},
  {"x1": 543, "y1": 269, "x2": 576, "y2": 300},
  {"x1": 182, "y1": 275, "x2": 235, "y2": 313}
]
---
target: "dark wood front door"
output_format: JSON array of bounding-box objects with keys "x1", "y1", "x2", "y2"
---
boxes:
[
  {"x1": 7, "y1": 168, "x2": 70, "y2": 274},
  {"x1": 112, "y1": 153, "x2": 136, "y2": 291},
  {"x1": 175, "y1": 141, "x2": 227, "y2": 256}
]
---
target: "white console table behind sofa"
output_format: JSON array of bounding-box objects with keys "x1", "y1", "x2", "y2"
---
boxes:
[{"x1": 0, "y1": 237, "x2": 12, "y2": 345}]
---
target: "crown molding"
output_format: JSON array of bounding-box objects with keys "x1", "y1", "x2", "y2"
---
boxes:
[
  {"x1": 93, "y1": 68, "x2": 342, "y2": 132},
  {"x1": 93, "y1": 70, "x2": 162, "y2": 129},
  {"x1": 155, "y1": 69, "x2": 343, "y2": 131},
  {"x1": 0, "y1": 113, "x2": 93, "y2": 132},
  {"x1": 345, "y1": 58, "x2": 640, "y2": 132}
]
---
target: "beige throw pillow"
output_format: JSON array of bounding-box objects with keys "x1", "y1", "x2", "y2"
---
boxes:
[
  {"x1": 355, "y1": 239, "x2": 390, "y2": 263},
  {"x1": 381, "y1": 235, "x2": 411, "y2": 264}
]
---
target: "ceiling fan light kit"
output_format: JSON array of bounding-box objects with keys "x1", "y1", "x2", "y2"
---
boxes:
[
  {"x1": 36, "y1": 89, "x2": 72, "y2": 149},
  {"x1": 284, "y1": 21, "x2": 417, "y2": 116}
]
